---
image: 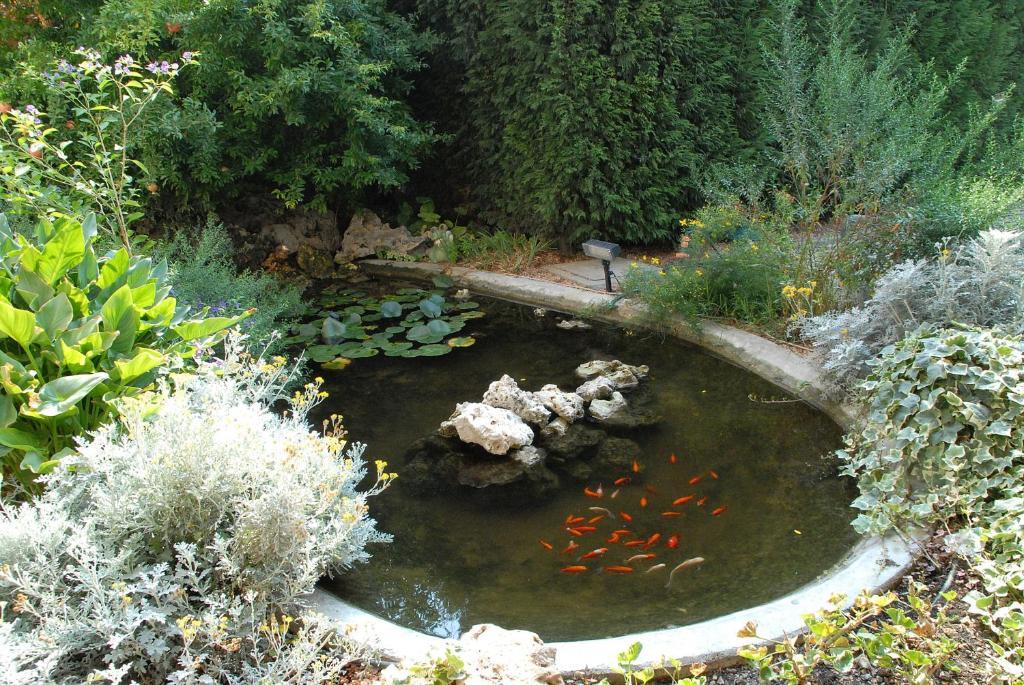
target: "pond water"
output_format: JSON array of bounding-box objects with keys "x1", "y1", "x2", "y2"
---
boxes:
[{"x1": 316, "y1": 296, "x2": 857, "y2": 642}]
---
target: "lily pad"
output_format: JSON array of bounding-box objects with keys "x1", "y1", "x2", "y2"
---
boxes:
[
  {"x1": 380, "y1": 300, "x2": 403, "y2": 318},
  {"x1": 322, "y1": 318, "x2": 365, "y2": 342},
  {"x1": 385, "y1": 326, "x2": 406, "y2": 334},
  {"x1": 456, "y1": 301, "x2": 480, "y2": 310},
  {"x1": 418, "y1": 297, "x2": 443, "y2": 318},
  {"x1": 307, "y1": 345, "x2": 345, "y2": 362},
  {"x1": 447, "y1": 336, "x2": 476, "y2": 348},
  {"x1": 333, "y1": 342, "x2": 379, "y2": 359},
  {"x1": 432, "y1": 274, "x2": 454, "y2": 288},
  {"x1": 322, "y1": 357, "x2": 352, "y2": 370},
  {"x1": 417, "y1": 344, "x2": 452, "y2": 356}
]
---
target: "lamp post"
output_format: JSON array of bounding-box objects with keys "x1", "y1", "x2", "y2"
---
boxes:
[{"x1": 581, "y1": 239, "x2": 621, "y2": 292}]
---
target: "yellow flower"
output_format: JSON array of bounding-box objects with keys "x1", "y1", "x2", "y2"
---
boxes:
[
  {"x1": 651, "y1": 257, "x2": 661, "y2": 265},
  {"x1": 695, "y1": 269, "x2": 704, "y2": 277},
  {"x1": 750, "y1": 243, "x2": 759, "y2": 252},
  {"x1": 782, "y1": 285, "x2": 797, "y2": 298}
]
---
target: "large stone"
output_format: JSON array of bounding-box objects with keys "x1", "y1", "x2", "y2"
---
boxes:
[
  {"x1": 574, "y1": 360, "x2": 649, "y2": 391},
  {"x1": 592, "y1": 437, "x2": 642, "y2": 478},
  {"x1": 458, "y1": 624, "x2": 564, "y2": 685},
  {"x1": 448, "y1": 402, "x2": 534, "y2": 455},
  {"x1": 482, "y1": 375, "x2": 551, "y2": 425},
  {"x1": 259, "y1": 209, "x2": 340, "y2": 253},
  {"x1": 457, "y1": 445, "x2": 552, "y2": 490},
  {"x1": 588, "y1": 391, "x2": 660, "y2": 429},
  {"x1": 575, "y1": 376, "x2": 616, "y2": 402},
  {"x1": 296, "y1": 244, "x2": 335, "y2": 278},
  {"x1": 534, "y1": 384, "x2": 585, "y2": 422},
  {"x1": 335, "y1": 210, "x2": 428, "y2": 262},
  {"x1": 536, "y1": 422, "x2": 604, "y2": 461}
]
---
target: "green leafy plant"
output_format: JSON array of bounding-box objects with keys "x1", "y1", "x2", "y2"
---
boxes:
[
  {"x1": 738, "y1": 583, "x2": 958, "y2": 684},
  {"x1": 459, "y1": 229, "x2": 551, "y2": 273},
  {"x1": 597, "y1": 641, "x2": 707, "y2": 685},
  {"x1": 0, "y1": 48, "x2": 191, "y2": 248},
  {"x1": 0, "y1": 211, "x2": 246, "y2": 491},
  {"x1": 396, "y1": 649, "x2": 467, "y2": 685},
  {"x1": 286, "y1": 279, "x2": 482, "y2": 366}
]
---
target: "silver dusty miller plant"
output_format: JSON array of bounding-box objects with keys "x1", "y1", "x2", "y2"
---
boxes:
[
  {"x1": 795, "y1": 229, "x2": 1024, "y2": 391},
  {"x1": 0, "y1": 340, "x2": 393, "y2": 684}
]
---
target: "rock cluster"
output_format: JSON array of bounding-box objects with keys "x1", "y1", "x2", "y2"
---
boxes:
[
  {"x1": 404, "y1": 361, "x2": 660, "y2": 500},
  {"x1": 335, "y1": 210, "x2": 429, "y2": 263}
]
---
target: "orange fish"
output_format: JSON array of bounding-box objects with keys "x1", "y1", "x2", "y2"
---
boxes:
[
  {"x1": 575, "y1": 525, "x2": 597, "y2": 533},
  {"x1": 645, "y1": 485, "x2": 659, "y2": 495},
  {"x1": 610, "y1": 489, "x2": 620, "y2": 499},
  {"x1": 673, "y1": 495, "x2": 695, "y2": 506},
  {"x1": 709, "y1": 469, "x2": 719, "y2": 480},
  {"x1": 632, "y1": 459, "x2": 640, "y2": 473},
  {"x1": 584, "y1": 485, "x2": 603, "y2": 499},
  {"x1": 667, "y1": 534, "x2": 679, "y2": 549},
  {"x1": 661, "y1": 511, "x2": 682, "y2": 517},
  {"x1": 539, "y1": 539, "x2": 553, "y2": 550},
  {"x1": 580, "y1": 548, "x2": 608, "y2": 560},
  {"x1": 607, "y1": 533, "x2": 621, "y2": 544},
  {"x1": 566, "y1": 515, "x2": 585, "y2": 525},
  {"x1": 644, "y1": 533, "x2": 661, "y2": 549},
  {"x1": 561, "y1": 565, "x2": 588, "y2": 573},
  {"x1": 562, "y1": 540, "x2": 579, "y2": 554},
  {"x1": 625, "y1": 553, "x2": 656, "y2": 563},
  {"x1": 712, "y1": 506, "x2": 727, "y2": 516},
  {"x1": 688, "y1": 475, "x2": 704, "y2": 486},
  {"x1": 612, "y1": 529, "x2": 632, "y2": 535},
  {"x1": 566, "y1": 528, "x2": 584, "y2": 537},
  {"x1": 604, "y1": 565, "x2": 634, "y2": 574},
  {"x1": 588, "y1": 515, "x2": 605, "y2": 524},
  {"x1": 624, "y1": 540, "x2": 647, "y2": 548},
  {"x1": 670, "y1": 453, "x2": 678, "y2": 464},
  {"x1": 614, "y1": 476, "x2": 631, "y2": 486},
  {"x1": 697, "y1": 496, "x2": 708, "y2": 506},
  {"x1": 640, "y1": 496, "x2": 648, "y2": 508},
  {"x1": 620, "y1": 512, "x2": 633, "y2": 522}
]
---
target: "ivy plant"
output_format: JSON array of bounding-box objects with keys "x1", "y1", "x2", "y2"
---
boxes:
[{"x1": 0, "y1": 211, "x2": 247, "y2": 490}]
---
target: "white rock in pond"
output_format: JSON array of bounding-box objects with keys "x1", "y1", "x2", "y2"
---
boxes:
[
  {"x1": 450, "y1": 402, "x2": 534, "y2": 455},
  {"x1": 540, "y1": 416, "x2": 570, "y2": 439},
  {"x1": 574, "y1": 359, "x2": 649, "y2": 391},
  {"x1": 556, "y1": 319, "x2": 591, "y2": 330},
  {"x1": 534, "y1": 384, "x2": 585, "y2": 422},
  {"x1": 459, "y1": 624, "x2": 564, "y2": 685},
  {"x1": 588, "y1": 391, "x2": 629, "y2": 424},
  {"x1": 482, "y1": 375, "x2": 551, "y2": 425},
  {"x1": 575, "y1": 376, "x2": 616, "y2": 402}
]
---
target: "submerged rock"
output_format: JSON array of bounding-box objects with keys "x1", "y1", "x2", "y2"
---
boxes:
[
  {"x1": 589, "y1": 391, "x2": 660, "y2": 429},
  {"x1": 575, "y1": 359, "x2": 649, "y2": 392},
  {"x1": 458, "y1": 446, "x2": 558, "y2": 499},
  {"x1": 482, "y1": 375, "x2": 551, "y2": 426},
  {"x1": 537, "y1": 422, "x2": 604, "y2": 461},
  {"x1": 575, "y1": 376, "x2": 616, "y2": 402},
  {"x1": 448, "y1": 402, "x2": 534, "y2": 455},
  {"x1": 540, "y1": 416, "x2": 570, "y2": 439},
  {"x1": 592, "y1": 437, "x2": 642, "y2": 477},
  {"x1": 534, "y1": 384, "x2": 585, "y2": 422}
]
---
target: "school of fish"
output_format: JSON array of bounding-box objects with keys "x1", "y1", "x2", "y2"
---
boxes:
[{"x1": 539, "y1": 451, "x2": 725, "y2": 588}]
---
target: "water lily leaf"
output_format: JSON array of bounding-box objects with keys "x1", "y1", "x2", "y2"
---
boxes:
[
  {"x1": 332, "y1": 343, "x2": 378, "y2": 359},
  {"x1": 321, "y1": 317, "x2": 365, "y2": 342},
  {"x1": 432, "y1": 274, "x2": 454, "y2": 288},
  {"x1": 380, "y1": 301, "x2": 403, "y2": 318},
  {"x1": 307, "y1": 345, "x2": 344, "y2": 362},
  {"x1": 456, "y1": 301, "x2": 480, "y2": 310},
  {"x1": 417, "y1": 344, "x2": 452, "y2": 356},
  {"x1": 385, "y1": 326, "x2": 406, "y2": 334},
  {"x1": 370, "y1": 332, "x2": 393, "y2": 347},
  {"x1": 457, "y1": 310, "x2": 486, "y2": 320},
  {"x1": 343, "y1": 306, "x2": 365, "y2": 316},
  {"x1": 418, "y1": 297, "x2": 443, "y2": 318},
  {"x1": 397, "y1": 288, "x2": 422, "y2": 296},
  {"x1": 447, "y1": 336, "x2": 476, "y2": 348},
  {"x1": 405, "y1": 310, "x2": 425, "y2": 323},
  {"x1": 427, "y1": 319, "x2": 453, "y2": 336},
  {"x1": 322, "y1": 357, "x2": 352, "y2": 370},
  {"x1": 381, "y1": 342, "x2": 414, "y2": 356}
]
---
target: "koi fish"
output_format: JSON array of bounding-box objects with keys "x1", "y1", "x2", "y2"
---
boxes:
[
  {"x1": 580, "y1": 548, "x2": 608, "y2": 560},
  {"x1": 562, "y1": 540, "x2": 579, "y2": 554},
  {"x1": 640, "y1": 496, "x2": 648, "y2": 508},
  {"x1": 625, "y1": 553, "x2": 656, "y2": 564},
  {"x1": 566, "y1": 528, "x2": 584, "y2": 537},
  {"x1": 588, "y1": 515, "x2": 605, "y2": 524},
  {"x1": 644, "y1": 533, "x2": 661, "y2": 549},
  {"x1": 688, "y1": 475, "x2": 704, "y2": 486},
  {"x1": 645, "y1": 485, "x2": 659, "y2": 495},
  {"x1": 697, "y1": 496, "x2": 708, "y2": 507},
  {"x1": 666, "y1": 557, "x2": 705, "y2": 587},
  {"x1": 711, "y1": 506, "x2": 727, "y2": 516},
  {"x1": 607, "y1": 533, "x2": 622, "y2": 544},
  {"x1": 565, "y1": 515, "x2": 586, "y2": 525},
  {"x1": 561, "y1": 565, "x2": 588, "y2": 573},
  {"x1": 589, "y1": 506, "x2": 614, "y2": 518},
  {"x1": 670, "y1": 453, "x2": 678, "y2": 464},
  {"x1": 612, "y1": 529, "x2": 632, "y2": 535},
  {"x1": 624, "y1": 540, "x2": 647, "y2": 548},
  {"x1": 661, "y1": 511, "x2": 682, "y2": 517},
  {"x1": 709, "y1": 469, "x2": 719, "y2": 480},
  {"x1": 574, "y1": 525, "x2": 597, "y2": 533},
  {"x1": 614, "y1": 476, "x2": 631, "y2": 486},
  {"x1": 620, "y1": 512, "x2": 633, "y2": 522},
  {"x1": 632, "y1": 459, "x2": 640, "y2": 473},
  {"x1": 539, "y1": 539, "x2": 553, "y2": 551},
  {"x1": 645, "y1": 563, "x2": 667, "y2": 574},
  {"x1": 584, "y1": 485, "x2": 603, "y2": 499},
  {"x1": 667, "y1": 534, "x2": 679, "y2": 549},
  {"x1": 610, "y1": 488, "x2": 620, "y2": 499},
  {"x1": 604, "y1": 565, "x2": 634, "y2": 574}
]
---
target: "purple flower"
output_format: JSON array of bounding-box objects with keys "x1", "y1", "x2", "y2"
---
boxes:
[
  {"x1": 182, "y1": 51, "x2": 193, "y2": 61},
  {"x1": 146, "y1": 61, "x2": 160, "y2": 74},
  {"x1": 24, "y1": 104, "x2": 38, "y2": 114}
]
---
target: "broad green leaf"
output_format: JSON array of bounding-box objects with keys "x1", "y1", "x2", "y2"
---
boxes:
[
  {"x1": 173, "y1": 310, "x2": 250, "y2": 342},
  {"x1": 31, "y1": 372, "x2": 109, "y2": 417},
  {"x1": 36, "y1": 293, "x2": 73, "y2": 340},
  {"x1": 100, "y1": 284, "x2": 134, "y2": 332},
  {"x1": 0, "y1": 395, "x2": 15, "y2": 428},
  {"x1": 37, "y1": 217, "x2": 85, "y2": 284},
  {"x1": 97, "y1": 248, "x2": 130, "y2": 289},
  {"x1": 0, "y1": 427, "x2": 44, "y2": 450},
  {"x1": 20, "y1": 451, "x2": 62, "y2": 475},
  {"x1": 0, "y1": 296, "x2": 37, "y2": 347},
  {"x1": 114, "y1": 348, "x2": 164, "y2": 383}
]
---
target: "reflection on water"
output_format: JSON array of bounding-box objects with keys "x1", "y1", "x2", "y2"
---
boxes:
[{"x1": 316, "y1": 297, "x2": 857, "y2": 641}]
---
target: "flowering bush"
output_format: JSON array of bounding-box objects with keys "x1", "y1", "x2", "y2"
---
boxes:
[
  {"x1": 0, "y1": 48, "x2": 191, "y2": 247},
  {"x1": 0, "y1": 342, "x2": 393, "y2": 683}
]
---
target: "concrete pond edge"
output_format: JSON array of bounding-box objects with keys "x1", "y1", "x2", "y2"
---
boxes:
[{"x1": 309, "y1": 259, "x2": 926, "y2": 678}]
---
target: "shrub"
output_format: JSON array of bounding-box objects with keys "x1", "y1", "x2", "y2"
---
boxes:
[
  {"x1": 85, "y1": 0, "x2": 437, "y2": 210},
  {"x1": 0, "y1": 344, "x2": 393, "y2": 683},
  {"x1": 794, "y1": 229, "x2": 1024, "y2": 390},
  {"x1": 156, "y1": 221, "x2": 304, "y2": 352},
  {"x1": 458, "y1": 230, "x2": 551, "y2": 273},
  {"x1": 0, "y1": 211, "x2": 244, "y2": 493}
]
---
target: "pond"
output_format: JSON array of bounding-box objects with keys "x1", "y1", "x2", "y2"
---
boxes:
[{"x1": 315, "y1": 294, "x2": 857, "y2": 642}]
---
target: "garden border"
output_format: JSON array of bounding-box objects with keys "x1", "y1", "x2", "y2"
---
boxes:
[{"x1": 310, "y1": 259, "x2": 922, "y2": 678}]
